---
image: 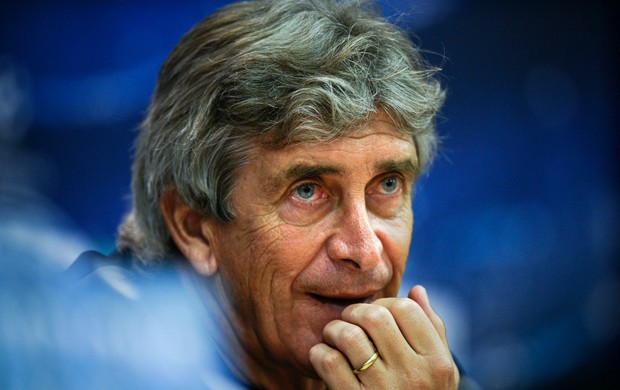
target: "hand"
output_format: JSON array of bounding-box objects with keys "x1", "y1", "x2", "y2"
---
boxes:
[{"x1": 309, "y1": 285, "x2": 460, "y2": 389}]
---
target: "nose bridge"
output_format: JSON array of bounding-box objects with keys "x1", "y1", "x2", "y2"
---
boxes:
[{"x1": 329, "y1": 193, "x2": 383, "y2": 269}]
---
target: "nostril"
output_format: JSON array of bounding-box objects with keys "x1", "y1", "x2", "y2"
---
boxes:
[{"x1": 343, "y1": 258, "x2": 361, "y2": 269}]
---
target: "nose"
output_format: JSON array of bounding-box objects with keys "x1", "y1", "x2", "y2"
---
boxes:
[{"x1": 325, "y1": 198, "x2": 383, "y2": 270}]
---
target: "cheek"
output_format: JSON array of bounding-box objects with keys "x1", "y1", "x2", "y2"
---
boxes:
[
  {"x1": 381, "y1": 206, "x2": 413, "y2": 249},
  {"x1": 272, "y1": 223, "x2": 325, "y2": 270},
  {"x1": 378, "y1": 208, "x2": 413, "y2": 287},
  {"x1": 236, "y1": 217, "x2": 316, "y2": 298},
  {"x1": 216, "y1": 216, "x2": 286, "y2": 297}
]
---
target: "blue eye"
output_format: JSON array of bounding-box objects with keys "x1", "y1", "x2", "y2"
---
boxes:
[
  {"x1": 381, "y1": 176, "x2": 399, "y2": 193},
  {"x1": 295, "y1": 183, "x2": 316, "y2": 200}
]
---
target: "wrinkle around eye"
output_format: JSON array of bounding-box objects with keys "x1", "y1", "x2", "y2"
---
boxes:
[
  {"x1": 367, "y1": 174, "x2": 405, "y2": 196},
  {"x1": 279, "y1": 183, "x2": 332, "y2": 226},
  {"x1": 366, "y1": 175, "x2": 410, "y2": 218},
  {"x1": 289, "y1": 181, "x2": 330, "y2": 203}
]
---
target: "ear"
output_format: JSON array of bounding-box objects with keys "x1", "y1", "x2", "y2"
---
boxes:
[{"x1": 160, "y1": 189, "x2": 218, "y2": 276}]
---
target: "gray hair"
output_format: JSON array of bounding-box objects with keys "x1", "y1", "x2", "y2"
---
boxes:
[{"x1": 117, "y1": 0, "x2": 445, "y2": 261}]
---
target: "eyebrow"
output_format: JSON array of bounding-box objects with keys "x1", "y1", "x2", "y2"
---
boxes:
[
  {"x1": 266, "y1": 164, "x2": 344, "y2": 195},
  {"x1": 376, "y1": 159, "x2": 420, "y2": 181},
  {"x1": 266, "y1": 158, "x2": 419, "y2": 196}
]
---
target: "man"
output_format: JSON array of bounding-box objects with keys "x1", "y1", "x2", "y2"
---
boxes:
[{"x1": 71, "y1": 0, "x2": 470, "y2": 388}]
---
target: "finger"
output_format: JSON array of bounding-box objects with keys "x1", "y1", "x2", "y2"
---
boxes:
[
  {"x1": 340, "y1": 302, "x2": 413, "y2": 364},
  {"x1": 309, "y1": 342, "x2": 358, "y2": 390},
  {"x1": 408, "y1": 286, "x2": 460, "y2": 385},
  {"x1": 408, "y1": 285, "x2": 450, "y2": 349},
  {"x1": 373, "y1": 296, "x2": 447, "y2": 356},
  {"x1": 322, "y1": 320, "x2": 381, "y2": 378}
]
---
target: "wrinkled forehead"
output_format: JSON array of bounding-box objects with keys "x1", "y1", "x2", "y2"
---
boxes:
[
  {"x1": 262, "y1": 109, "x2": 416, "y2": 151},
  {"x1": 255, "y1": 112, "x2": 420, "y2": 177}
]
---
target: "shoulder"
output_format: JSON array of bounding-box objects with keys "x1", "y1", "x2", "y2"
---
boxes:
[
  {"x1": 60, "y1": 250, "x2": 244, "y2": 387},
  {"x1": 64, "y1": 250, "x2": 188, "y2": 304},
  {"x1": 64, "y1": 250, "x2": 145, "y2": 300}
]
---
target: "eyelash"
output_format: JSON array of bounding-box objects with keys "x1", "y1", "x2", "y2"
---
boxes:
[{"x1": 290, "y1": 174, "x2": 403, "y2": 201}]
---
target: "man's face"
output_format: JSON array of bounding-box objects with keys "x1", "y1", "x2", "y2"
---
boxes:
[{"x1": 207, "y1": 113, "x2": 417, "y2": 374}]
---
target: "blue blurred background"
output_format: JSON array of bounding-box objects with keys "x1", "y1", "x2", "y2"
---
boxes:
[{"x1": 1, "y1": 0, "x2": 618, "y2": 388}]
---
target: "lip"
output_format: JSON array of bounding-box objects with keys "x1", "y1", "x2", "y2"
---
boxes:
[{"x1": 308, "y1": 292, "x2": 376, "y2": 308}]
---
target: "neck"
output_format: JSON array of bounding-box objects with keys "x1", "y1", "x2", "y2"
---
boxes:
[{"x1": 181, "y1": 267, "x2": 324, "y2": 390}]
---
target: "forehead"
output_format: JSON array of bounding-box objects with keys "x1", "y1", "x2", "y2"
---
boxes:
[
  {"x1": 247, "y1": 116, "x2": 418, "y2": 189},
  {"x1": 272, "y1": 113, "x2": 415, "y2": 160}
]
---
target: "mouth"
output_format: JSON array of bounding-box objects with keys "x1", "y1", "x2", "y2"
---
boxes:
[{"x1": 308, "y1": 293, "x2": 374, "y2": 307}]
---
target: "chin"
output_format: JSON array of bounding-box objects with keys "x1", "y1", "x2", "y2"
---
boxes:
[{"x1": 276, "y1": 322, "x2": 325, "y2": 378}]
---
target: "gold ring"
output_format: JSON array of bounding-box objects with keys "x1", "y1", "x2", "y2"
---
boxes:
[{"x1": 352, "y1": 351, "x2": 379, "y2": 374}]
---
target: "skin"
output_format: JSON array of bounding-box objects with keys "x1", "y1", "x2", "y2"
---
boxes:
[{"x1": 161, "y1": 113, "x2": 459, "y2": 389}]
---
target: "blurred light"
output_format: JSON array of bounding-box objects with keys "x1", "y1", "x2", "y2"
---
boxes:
[
  {"x1": 0, "y1": 57, "x2": 32, "y2": 143},
  {"x1": 0, "y1": 252, "x2": 241, "y2": 389}
]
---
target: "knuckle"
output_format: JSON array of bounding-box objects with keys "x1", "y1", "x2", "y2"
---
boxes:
[
  {"x1": 319, "y1": 349, "x2": 343, "y2": 371},
  {"x1": 433, "y1": 315, "x2": 447, "y2": 334},
  {"x1": 436, "y1": 315, "x2": 447, "y2": 330},
  {"x1": 410, "y1": 376, "x2": 432, "y2": 390},
  {"x1": 391, "y1": 298, "x2": 420, "y2": 314},
  {"x1": 431, "y1": 354, "x2": 457, "y2": 381},
  {"x1": 408, "y1": 357, "x2": 455, "y2": 390},
  {"x1": 339, "y1": 326, "x2": 366, "y2": 349},
  {"x1": 322, "y1": 319, "x2": 340, "y2": 335},
  {"x1": 360, "y1": 305, "x2": 391, "y2": 327},
  {"x1": 401, "y1": 354, "x2": 457, "y2": 390}
]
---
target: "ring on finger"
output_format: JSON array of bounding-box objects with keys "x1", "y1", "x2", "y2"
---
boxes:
[{"x1": 352, "y1": 350, "x2": 379, "y2": 374}]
